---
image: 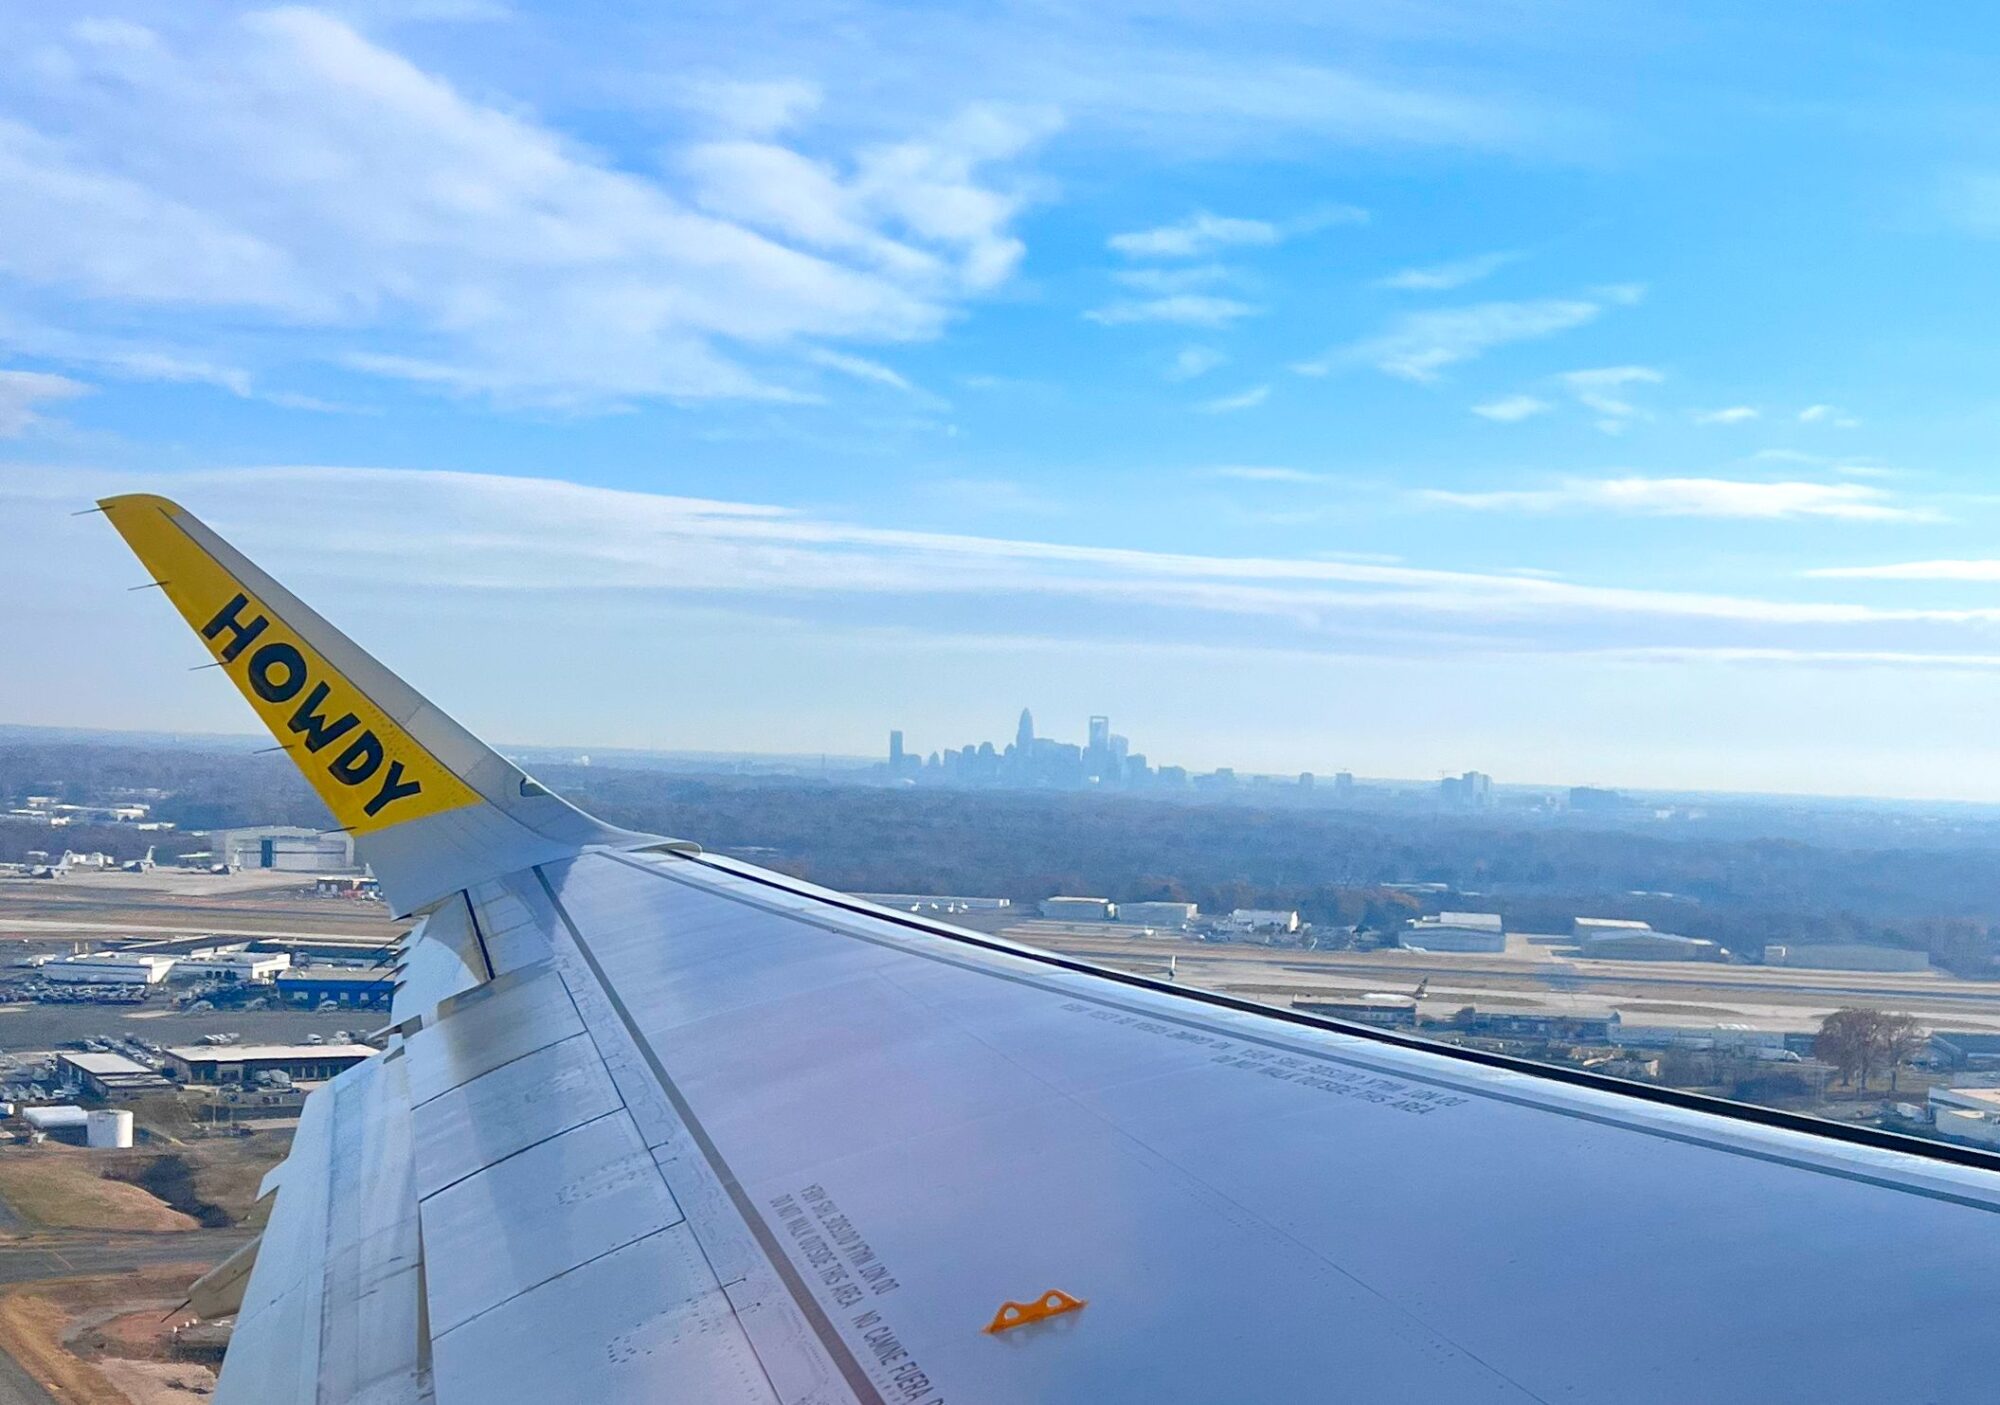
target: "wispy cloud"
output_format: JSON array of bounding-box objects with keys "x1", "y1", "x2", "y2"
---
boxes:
[
  {"x1": 1112, "y1": 265, "x2": 1235, "y2": 294},
  {"x1": 1806, "y1": 560, "x2": 2000, "y2": 581},
  {"x1": 1203, "y1": 465, "x2": 1320, "y2": 483},
  {"x1": 1424, "y1": 476, "x2": 1933, "y2": 522},
  {"x1": 1558, "y1": 366, "x2": 1662, "y2": 425},
  {"x1": 1165, "y1": 346, "x2": 1225, "y2": 381},
  {"x1": 677, "y1": 77, "x2": 823, "y2": 137},
  {"x1": 916, "y1": 477, "x2": 1065, "y2": 517},
  {"x1": 1195, "y1": 384, "x2": 1269, "y2": 413},
  {"x1": 1108, "y1": 204, "x2": 1365, "y2": 259},
  {"x1": 1471, "y1": 394, "x2": 1551, "y2": 422},
  {"x1": 1376, "y1": 250, "x2": 1517, "y2": 292},
  {"x1": 26, "y1": 464, "x2": 2000, "y2": 698},
  {"x1": 0, "y1": 370, "x2": 89, "y2": 435},
  {"x1": 1693, "y1": 405, "x2": 1758, "y2": 425},
  {"x1": 1086, "y1": 295, "x2": 1258, "y2": 327},
  {"x1": 1300, "y1": 292, "x2": 1628, "y2": 382},
  {"x1": 1799, "y1": 403, "x2": 1861, "y2": 428},
  {"x1": 804, "y1": 348, "x2": 918, "y2": 394}
]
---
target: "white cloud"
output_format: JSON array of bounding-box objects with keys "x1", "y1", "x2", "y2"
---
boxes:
[
  {"x1": 1424, "y1": 476, "x2": 1931, "y2": 522},
  {"x1": 1107, "y1": 204, "x2": 1364, "y2": 259},
  {"x1": 1086, "y1": 295, "x2": 1258, "y2": 327},
  {"x1": 1376, "y1": 250, "x2": 1516, "y2": 292},
  {"x1": 1204, "y1": 465, "x2": 1321, "y2": 483},
  {"x1": 1110, "y1": 211, "x2": 1276, "y2": 259},
  {"x1": 1693, "y1": 406, "x2": 1758, "y2": 425},
  {"x1": 1559, "y1": 365, "x2": 1662, "y2": 420},
  {"x1": 1301, "y1": 294, "x2": 1622, "y2": 381},
  {"x1": 0, "y1": 370, "x2": 89, "y2": 435},
  {"x1": 1806, "y1": 560, "x2": 2000, "y2": 581},
  {"x1": 24, "y1": 465, "x2": 1994, "y2": 645},
  {"x1": 677, "y1": 77, "x2": 823, "y2": 136},
  {"x1": 1799, "y1": 403, "x2": 1861, "y2": 428},
  {"x1": 916, "y1": 477, "x2": 1064, "y2": 516},
  {"x1": 1165, "y1": 346, "x2": 1225, "y2": 381},
  {"x1": 1112, "y1": 265, "x2": 1235, "y2": 294},
  {"x1": 1195, "y1": 385, "x2": 1269, "y2": 413},
  {"x1": 1471, "y1": 394, "x2": 1550, "y2": 422},
  {"x1": 804, "y1": 348, "x2": 917, "y2": 394},
  {"x1": 0, "y1": 13, "x2": 1055, "y2": 407}
]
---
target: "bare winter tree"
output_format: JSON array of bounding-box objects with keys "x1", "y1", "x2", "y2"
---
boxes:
[{"x1": 1878, "y1": 1013, "x2": 1928, "y2": 1095}]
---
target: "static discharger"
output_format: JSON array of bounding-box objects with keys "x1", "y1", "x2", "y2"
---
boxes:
[{"x1": 985, "y1": 1290, "x2": 1087, "y2": 1333}]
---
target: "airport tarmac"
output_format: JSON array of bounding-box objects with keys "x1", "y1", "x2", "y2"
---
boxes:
[{"x1": 1009, "y1": 923, "x2": 2000, "y2": 1034}]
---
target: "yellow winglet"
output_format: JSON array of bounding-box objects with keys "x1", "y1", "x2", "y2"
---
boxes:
[
  {"x1": 100, "y1": 494, "x2": 481, "y2": 836},
  {"x1": 984, "y1": 1289, "x2": 1086, "y2": 1333}
]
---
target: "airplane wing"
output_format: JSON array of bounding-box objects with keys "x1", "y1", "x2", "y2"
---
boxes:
[{"x1": 103, "y1": 493, "x2": 2000, "y2": 1404}]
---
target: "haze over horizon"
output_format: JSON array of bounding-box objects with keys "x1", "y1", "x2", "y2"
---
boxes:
[{"x1": 9, "y1": 6, "x2": 2000, "y2": 799}]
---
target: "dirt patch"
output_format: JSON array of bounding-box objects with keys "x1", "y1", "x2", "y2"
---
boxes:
[
  {"x1": 98, "y1": 1134, "x2": 290, "y2": 1230},
  {"x1": 93, "y1": 1360, "x2": 215, "y2": 1405},
  {"x1": 0, "y1": 1152, "x2": 195, "y2": 1233},
  {"x1": 0, "y1": 1267, "x2": 220, "y2": 1405}
]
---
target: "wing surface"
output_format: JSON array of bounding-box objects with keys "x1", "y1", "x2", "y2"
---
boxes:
[{"x1": 105, "y1": 495, "x2": 2000, "y2": 1404}]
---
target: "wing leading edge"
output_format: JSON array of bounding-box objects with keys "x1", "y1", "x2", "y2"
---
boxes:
[{"x1": 105, "y1": 496, "x2": 2000, "y2": 1405}]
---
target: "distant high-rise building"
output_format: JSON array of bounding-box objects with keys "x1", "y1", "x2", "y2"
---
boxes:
[
  {"x1": 889, "y1": 730, "x2": 904, "y2": 768},
  {"x1": 1016, "y1": 708, "x2": 1035, "y2": 750},
  {"x1": 1569, "y1": 785, "x2": 1625, "y2": 812},
  {"x1": 1334, "y1": 771, "x2": 1356, "y2": 797},
  {"x1": 1440, "y1": 770, "x2": 1493, "y2": 808},
  {"x1": 1299, "y1": 772, "x2": 1314, "y2": 789},
  {"x1": 1089, "y1": 716, "x2": 1110, "y2": 750}
]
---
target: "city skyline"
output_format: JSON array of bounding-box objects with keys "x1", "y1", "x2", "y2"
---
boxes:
[{"x1": 13, "y1": 8, "x2": 2000, "y2": 798}]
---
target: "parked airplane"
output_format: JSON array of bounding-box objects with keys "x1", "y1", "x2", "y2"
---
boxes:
[{"x1": 100, "y1": 493, "x2": 2000, "y2": 1404}]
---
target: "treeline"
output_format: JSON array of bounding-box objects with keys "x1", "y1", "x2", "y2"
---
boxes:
[
  {"x1": 539, "y1": 767, "x2": 2000, "y2": 973},
  {"x1": 4, "y1": 738, "x2": 1998, "y2": 975}
]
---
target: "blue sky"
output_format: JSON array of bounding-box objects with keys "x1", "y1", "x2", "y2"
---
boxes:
[{"x1": 8, "y1": 3, "x2": 2000, "y2": 798}]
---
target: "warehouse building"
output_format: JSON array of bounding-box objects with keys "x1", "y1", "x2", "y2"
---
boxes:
[
  {"x1": 168, "y1": 947, "x2": 291, "y2": 983},
  {"x1": 43, "y1": 953, "x2": 177, "y2": 985},
  {"x1": 1292, "y1": 993, "x2": 1418, "y2": 1029},
  {"x1": 1119, "y1": 901, "x2": 1198, "y2": 928},
  {"x1": 1608, "y1": 1016, "x2": 1787, "y2": 1052},
  {"x1": 276, "y1": 965, "x2": 395, "y2": 1008},
  {"x1": 57, "y1": 1051, "x2": 174, "y2": 1098},
  {"x1": 1580, "y1": 929, "x2": 1726, "y2": 962},
  {"x1": 1400, "y1": 912, "x2": 1506, "y2": 954},
  {"x1": 1226, "y1": 909, "x2": 1300, "y2": 936},
  {"x1": 1574, "y1": 917, "x2": 1652, "y2": 941},
  {"x1": 167, "y1": 1043, "x2": 375, "y2": 1085},
  {"x1": 210, "y1": 826, "x2": 359, "y2": 874},
  {"x1": 1929, "y1": 1086, "x2": 2000, "y2": 1149},
  {"x1": 21, "y1": 1106, "x2": 89, "y2": 1144},
  {"x1": 1930, "y1": 1033, "x2": 2000, "y2": 1072},
  {"x1": 1040, "y1": 897, "x2": 1116, "y2": 921}
]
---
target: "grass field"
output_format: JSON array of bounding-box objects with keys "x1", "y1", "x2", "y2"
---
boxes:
[{"x1": 0, "y1": 1154, "x2": 195, "y2": 1234}]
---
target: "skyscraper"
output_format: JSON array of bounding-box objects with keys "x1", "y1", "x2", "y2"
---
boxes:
[
  {"x1": 1016, "y1": 708, "x2": 1035, "y2": 749},
  {"x1": 889, "y1": 730, "x2": 905, "y2": 770},
  {"x1": 1089, "y1": 716, "x2": 1110, "y2": 751}
]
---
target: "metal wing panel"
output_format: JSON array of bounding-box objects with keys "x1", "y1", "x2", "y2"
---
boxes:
[
  {"x1": 526, "y1": 849, "x2": 2000, "y2": 1405},
  {"x1": 216, "y1": 1044, "x2": 426, "y2": 1405},
  {"x1": 418, "y1": 1110, "x2": 684, "y2": 1335}
]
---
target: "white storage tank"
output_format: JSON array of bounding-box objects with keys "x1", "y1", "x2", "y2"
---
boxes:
[{"x1": 86, "y1": 1109, "x2": 134, "y2": 1149}]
